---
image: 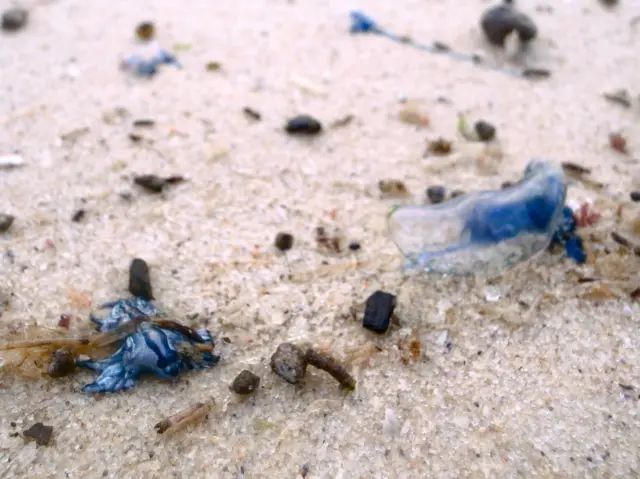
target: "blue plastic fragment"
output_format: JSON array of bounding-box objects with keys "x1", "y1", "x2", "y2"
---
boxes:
[
  {"x1": 79, "y1": 299, "x2": 219, "y2": 393},
  {"x1": 387, "y1": 159, "x2": 569, "y2": 275}
]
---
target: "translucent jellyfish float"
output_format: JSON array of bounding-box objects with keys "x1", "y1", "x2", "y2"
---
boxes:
[{"x1": 387, "y1": 159, "x2": 568, "y2": 276}]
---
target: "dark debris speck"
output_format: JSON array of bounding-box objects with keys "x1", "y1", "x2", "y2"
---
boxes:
[
  {"x1": 23, "y1": 422, "x2": 53, "y2": 446},
  {"x1": 363, "y1": 290, "x2": 397, "y2": 334},
  {"x1": 129, "y1": 258, "x2": 154, "y2": 300},
  {"x1": 230, "y1": 370, "x2": 261, "y2": 395},
  {"x1": 274, "y1": 232, "x2": 294, "y2": 252}
]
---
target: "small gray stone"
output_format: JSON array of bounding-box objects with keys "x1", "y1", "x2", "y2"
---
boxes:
[
  {"x1": 474, "y1": 120, "x2": 496, "y2": 142},
  {"x1": 426, "y1": 185, "x2": 446, "y2": 204},
  {"x1": 270, "y1": 343, "x2": 307, "y2": 384}
]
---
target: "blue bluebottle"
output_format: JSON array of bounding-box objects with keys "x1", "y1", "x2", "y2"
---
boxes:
[
  {"x1": 387, "y1": 159, "x2": 570, "y2": 275},
  {"x1": 121, "y1": 46, "x2": 182, "y2": 78},
  {"x1": 78, "y1": 299, "x2": 219, "y2": 393}
]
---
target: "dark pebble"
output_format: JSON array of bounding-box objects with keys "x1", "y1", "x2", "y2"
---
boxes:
[
  {"x1": 48, "y1": 349, "x2": 77, "y2": 378},
  {"x1": 135, "y1": 22, "x2": 155, "y2": 41},
  {"x1": 132, "y1": 119, "x2": 155, "y2": 128},
  {"x1": 631, "y1": 191, "x2": 640, "y2": 202},
  {"x1": 501, "y1": 181, "x2": 513, "y2": 189},
  {"x1": 1, "y1": 8, "x2": 28, "y2": 31},
  {"x1": 243, "y1": 107, "x2": 262, "y2": 121},
  {"x1": 348, "y1": 241, "x2": 361, "y2": 251},
  {"x1": 71, "y1": 209, "x2": 86, "y2": 222},
  {"x1": 134, "y1": 174, "x2": 165, "y2": 193},
  {"x1": 274, "y1": 232, "x2": 294, "y2": 252},
  {"x1": 230, "y1": 370, "x2": 261, "y2": 394},
  {"x1": 0, "y1": 214, "x2": 14, "y2": 233},
  {"x1": 474, "y1": 120, "x2": 496, "y2": 141},
  {"x1": 426, "y1": 185, "x2": 446, "y2": 204},
  {"x1": 450, "y1": 189, "x2": 465, "y2": 199},
  {"x1": 23, "y1": 422, "x2": 53, "y2": 446},
  {"x1": 284, "y1": 115, "x2": 322, "y2": 135},
  {"x1": 480, "y1": 4, "x2": 537, "y2": 46},
  {"x1": 270, "y1": 342, "x2": 307, "y2": 384},
  {"x1": 363, "y1": 290, "x2": 397, "y2": 334},
  {"x1": 129, "y1": 258, "x2": 154, "y2": 300}
]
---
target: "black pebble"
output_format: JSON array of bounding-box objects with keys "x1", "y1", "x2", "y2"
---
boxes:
[
  {"x1": 501, "y1": 181, "x2": 513, "y2": 189},
  {"x1": 474, "y1": 120, "x2": 496, "y2": 141},
  {"x1": 48, "y1": 349, "x2": 77, "y2": 378},
  {"x1": 71, "y1": 209, "x2": 86, "y2": 222},
  {"x1": 285, "y1": 115, "x2": 322, "y2": 135},
  {"x1": 348, "y1": 241, "x2": 361, "y2": 251},
  {"x1": 274, "y1": 232, "x2": 294, "y2": 251},
  {"x1": 450, "y1": 190, "x2": 465, "y2": 199},
  {"x1": 129, "y1": 258, "x2": 154, "y2": 300},
  {"x1": 23, "y1": 423, "x2": 53, "y2": 446},
  {"x1": 270, "y1": 342, "x2": 307, "y2": 384},
  {"x1": 480, "y1": 4, "x2": 537, "y2": 46},
  {"x1": 426, "y1": 185, "x2": 446, "y2": 204},
  {"x1": 1, "y1": 8, "x2": 28, "y2": 31},
  {"x1": 630, "y1": 191, "x2": 640, "y2": 202},
  {"x1": 134, "y1": 174, "x2": 165, "y2": 193},
  {"x1": 362, "y1": 290, "x2": 397, "y2": 334},
  {"x1": 231, "y1": 370, "x2": 261, "y2": 394},
  {"x1": 0, "y1": 214, "x2": 14, "y2": 233}
]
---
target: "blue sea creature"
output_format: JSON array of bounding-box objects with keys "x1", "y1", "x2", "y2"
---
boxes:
[
  {"x1": 549, "y1": 206, "x2": 586, "y2": 264},
  {"x1": 121, "y1": 45, "x2": 182, "y2": 78},
  {"x1": 79, "y1": 298, "x2": 219, "y2": 393},
  {"x1": 387, "y1": 159, "x2": 569, "y2": 275},
  {"x1": 89, "y1": 297, "x2": 163, "y2": 333}
]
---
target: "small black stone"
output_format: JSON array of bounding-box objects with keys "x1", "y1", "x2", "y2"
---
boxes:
[
  {"x1": 284, "y1": 115, "x2": 322, "y2": 135},
  {"x1": 1, "y1": 8, "x2": 28, "y2": 32},
  {"x1": 129, "y1": 258, "x2": 154, "y2": 300},
  {"x1": 134, "y1": 174, "x2": 165, "y2": 193},
  {"x1": 348, "y1": 241, "x2": 361, "y2": 251},
  {"x1": 501, "y1": 181, "x2": 514, "y2": 189},
  {"x1": 480, "y1": 4, "x2": 537, "y2": 46},
  {"x1": 450, "y1": 190, "x2": 465, "y2": 199},
  {"x1": 274, "y1": 232, "x2": 294, "y2": 251},
  {"x1": 23, "y1": 422, "x2": 53, "y2": 446},
  {"x1": 0, "y1": 214, "x2": 14, "y2": 233},
  {"x1": 474, "y1": 120, "x2": 496, "y2": 141},
  {"x1": 231, "y1": 370, "x2": 261, "y2": 394},
  {"x1": 426, "y1": 185, "x2": 446, "y2": 204},
  {"x1": 630, "y1": 191, "x2": 640, "y2": 202},
  {"x1": 270, "y1": 342, "x2": 307, "y2": 384},
  {"x1": 362, "y1": 290, "x2": 396, "y2": 334},
  {"x1": 71, "y1": 209, "x2": 86, "y2": 222}
]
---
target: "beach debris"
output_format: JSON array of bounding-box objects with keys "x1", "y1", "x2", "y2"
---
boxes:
[
  {"x1": 129, "y1": 258, "x2": 153, "y2": 300},
  {"x1": 609, "y1": 133, "x2": 628, "y2": 154},
  {"x1": 521, "y1": 68, "x2": 551, "y2": 79},
  {"x1": 426, "y1": 138, "x2": 453, "y2": 156},
  {"x1": 1, "y1": 7, "x2": 28, "y2": 32},
  {"x1": 426, "y1": 185, "x2": 446, "y2": 204},
  {"x1": 155, "y1": 397, "x2": 215, "y2": 434},
  {"x1": 270, "y1": 343, "x2": 307, "y2": 384},
  {"x1": 274, "y1": 232, "x2": 294, "y2": 252},
  {"x1": 349, "y1": 10, "x2": 541, "y2": 79},
  {"x1": 362, "y1": 290, "x2": 397, "y2": 334},
  {"x1": 135, "y1": 22, "x2": 155, "y2": 41},
  {"x1": 120, "y1": 45, "x2": 181, "y2": 78},
  {"x1": 501, "y1": 181, "x2": 514, "y2": 189},
  {"x1": 133, "y1": 174, "x2": 186, "y2": 193},
  {"x1": 603, "y1": 89, "x2": 631, "y2": 108},
  {"x1": 58, "y1": 315, "x2": 72, "y2": 329},
  {"x1": 0, "y1": 214, "x2": 14, "y2": 233},
  {"x1": 398, "y1": 101, "x2": 430, "y2": 127},
  {"x1": 23, "y1": 423, "x2": 53, "y2": 446},
  {"x1": 132, "y1": 119, "x2": 155, "y2": 128},
  {"x1": 71, "y1": 209, "x2": 86, "y2": 223},
  {"x1": 284, "y1": 115, "x2": 322, "y2": 135},
  {"x1": 315, "y1": 226, "x2": 343, "y2": 253},
  {"x1": 47, "y1": 349, "x2": 77, "y2": 378},
  {"x1": 299, "y1": 464, "x2": 310, "y2": 478},
  {"x1": 480, "y1": 3, "x2": 537, "y2": 46},
  {"x1": 388, "y1": 159, "x2": 569, "y2": 275},
  {"x1": 0, "y1": 154, "x2": 25, "y2": 168},
  {"x1": 474, "y1": 120, "x2": 497, "y2": 142},
  {"x1": 378, "y1": 179, "x2": 409, "y2": 198},
  {"x1": 450, "y1": 189, "x2": 465, "y2": 199},
  {"x1": 574, "y1": 202, "x2": 601, "y2": 228},
  {"x1": 561, "y1": 162, "x2": 591, "y2": 177},
  {"x1": 611, "y1": 232, "x2": 640, "y2": 256},
  {"x1": 599, "y1": 0, "x2": 619, "y2": 7},
  {"x1": 205, "y1": 61, "x2": 222, "y2": 72},
  {"x1": 330, "y1": 114, "x2": 354, "y2": 129},
  {"x1": 243, "y1": 107, "x2": 262, "y2": 121},
  {"x1": 271, "y1": 342, "x2": 355, "y2": 390},
  {"x1": 230, "y1": 370, "x2": 261, "y2": 395},
  {"x1": 630, "y1": 191, "x2": 640, "y2": 202}
]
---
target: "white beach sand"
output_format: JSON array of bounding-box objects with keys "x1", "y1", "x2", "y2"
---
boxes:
[{"x1": 1, "y1": 0, "x2": 640, "y2": 477}]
